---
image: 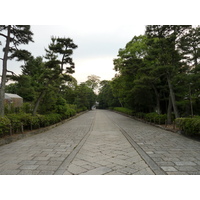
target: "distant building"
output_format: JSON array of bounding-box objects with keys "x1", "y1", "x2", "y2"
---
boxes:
[{"x1": 4, "y1": 93, "x2": 23, "y2": 107}]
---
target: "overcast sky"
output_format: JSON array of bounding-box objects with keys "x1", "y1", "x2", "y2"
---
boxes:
[
  {"x1": 1, "y1": 0, "x2": 199, "y2": 84},
  {"x1": 20, "y1": 24, "x2": 145, "y2": 83}
]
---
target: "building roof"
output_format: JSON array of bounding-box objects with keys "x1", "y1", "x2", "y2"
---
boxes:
[{"x1": 5, "y1": 93, "x2": 23, "y2": 99}]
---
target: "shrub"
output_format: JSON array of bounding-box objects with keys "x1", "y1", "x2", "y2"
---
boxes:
[
  {"x1": 7, "y1": 113, "x2": 23, "y2": 132},
  {"x1": 144, "y1": 112, "x2": 167, "y2": 124},
  {"x1": 0, "y1": 117, "x2": 11, "y2": 136},
  {"x1": 175, "y1": 117, "x2": 200, "y2": 136},
  {"x1": 21, "y1": 102, "x2": 33, "y2": 113},
  {"x1": 76, "y1": 106, "x2": 87, "y2": 113},
  {"x1": 43, "y1": 113, "x2": 62, "y2": 126},
  {"x1": 135, "y1": 112, "x2": 145, "y2": 119},
  {"x1": 113, "y1": 107, "x2": 135, "y2": 115}
]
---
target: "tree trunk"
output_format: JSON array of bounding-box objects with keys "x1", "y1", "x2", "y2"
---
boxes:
[
  {"x1": 118, "y1": 98, "x2": 123, "y2": 107},
  {"x1": 189, "y1": 84, "x2": 194, "y2": 117},
  {"x1": 0, "y1": 26, "x2": 11, "y2": 117},
  {"x1": 167, "y1": 94, "x2": 172, "y2": 124},
  {"x1": 32, "y1": 91, "x2": 46, "y2": 116},
  {"x1": 167, "y1": 75, "x2": 180, "y2": 118},
  {"x1": 152, "y1": 84, "x2": 161, "y2": 114}
]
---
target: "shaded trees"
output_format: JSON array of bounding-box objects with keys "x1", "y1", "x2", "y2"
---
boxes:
[
  {"x1": 98, "y1": 25, "x2": 200, "y2": 122},
  {"x1": 97, "y1": 80, "x2": 120, "y2": 108},
  {"x1": 74, "y1": 83, "x2": 96, "y2": 110}
]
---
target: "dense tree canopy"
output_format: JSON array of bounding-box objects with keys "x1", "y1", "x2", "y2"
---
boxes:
[
  {"x1": 2, "y1": 25, "x2": 200, "y2": 124},
  {"x1": 98, "y1": 25, "x2": 200, "y2": 122}
]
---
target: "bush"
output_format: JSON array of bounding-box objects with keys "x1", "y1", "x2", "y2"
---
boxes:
[
  {"x1": 38, "y1": 113, "x2": 62, "y2": 127},
  {"x1": 54, "y1": 100, "x2": 77, "y2": 119},
  {"x1": 21, "y1": 102, "x2": 33, "y2": 113},
  {"x1": 1, "y1": 103, "x2": 83, "y2": 137},
  {"x1": 175, "y1": 117, "x2": 200, "y2": 136},
  {"x1": 7, "y1": 113, "x2": 24, "y2": 132},
  {"x1": 0, "y1": 117, "x2": 11, "y2": 136},
  {"x1": 76, "y1": 106, "x2": 87, "y2": 113},
  {"x1": 64, "y1": 104, "x2": 76, "y2": 118},
  {"x1": 144, "y1": 112, "x2": 167, "y2": 124},
  {"x1": 6, "y1": 113, "x2": 38, "y2": 132},
  {"x1": 113, "y1": 107, "x2": 135, "y2": 115},
  {"x1": 135, "y1": 112, "x2": 145, "y2": 119}
]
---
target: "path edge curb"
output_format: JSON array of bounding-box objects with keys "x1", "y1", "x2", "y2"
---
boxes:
[{"x1": 0, "y1": 111, "x2": 89, "y2": 147}]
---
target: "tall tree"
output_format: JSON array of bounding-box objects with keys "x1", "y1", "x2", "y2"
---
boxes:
[
  {"x1": 85, "y1": 74, "x2": 100, "y2": 92},
  {"x1": 32, "y1": 37, "x2": 77, "y2": 115},
  {"x1": 74, "y1": 83, "x2": 96, "y2": 110},
  {"x1": 178, "y1": 26, "x2": 200, "y2": 115},
  {"x1": 0, "y1": 25, "x2": 33, "y2": 116},
  {"x1": 97, "y1": 80, "x2": 120, "y2": 109},
  {"x1": 145, "y1": 25, "x2": 191, "y2": 118}
]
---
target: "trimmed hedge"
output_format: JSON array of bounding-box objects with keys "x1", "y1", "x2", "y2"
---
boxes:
[
  {"x1": 144, "y1": 112, "x2": 167, "y2": 124},
  {"x1": 0, "y1": 103, "x2": 87, "y2": 138},
  {"x1": 112, "y1": 107, "x2": 167, "y2": 125},
  {"x1": 175, "y1": 117, "x2": 200, "y2": 136},
  {"x1": 0, "y1": 117, "x2": 11, "y2": 136},
  {"x1": 112, "y1": 107, "x2": 135, "y2": 115}
]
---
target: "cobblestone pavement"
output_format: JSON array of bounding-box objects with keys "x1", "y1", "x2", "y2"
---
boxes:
[
  {"x1": 0, "y1": 110, "x2": 200, "y2": 175},
  {"x1": 105, "y1": 110, "x2": 200, "y2": 175},
  {"x1": 0, "y1": 111, "x2": 94, "y2": 175}
]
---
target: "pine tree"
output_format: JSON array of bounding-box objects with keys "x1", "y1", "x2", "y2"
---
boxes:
[
  {"x1": 32, "y1": 37, "x2": 78, "y2": 115},
  {"x1": 0, "y1": 25, "x2": 33, "y2": 116},
  {"x1": 145, "y1": 25, "x2": 191, "y2": 119}
]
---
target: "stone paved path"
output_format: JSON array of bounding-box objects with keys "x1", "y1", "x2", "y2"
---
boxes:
[{"x1": 0, "y1": 110, "x2": 200, "y2": 175}]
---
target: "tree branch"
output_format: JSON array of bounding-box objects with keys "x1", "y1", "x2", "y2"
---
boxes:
[
  {"x1": 0, "y1": 33, "x2": 7, "y2": 38},
  {"x1": 6, "y1": 70, "x2": 16, "y2": 76}
]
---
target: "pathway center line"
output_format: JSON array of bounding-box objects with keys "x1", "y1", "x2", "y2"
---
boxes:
[{"x1": 53, "y1": 111, "x2": 97, "y2": 175}]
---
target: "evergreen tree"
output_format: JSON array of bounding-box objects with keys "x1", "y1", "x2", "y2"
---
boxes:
[
  {"x1": 0, "y1": 25, "x2": 33, "y2": 116},
  {"x1": 32, "y1": 37, "x2": 78, "y2": 115},
  {"x1": 145, "y1": 25, "x2": 192, "y2": 119}
]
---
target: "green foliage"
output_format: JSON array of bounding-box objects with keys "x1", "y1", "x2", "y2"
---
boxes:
[
  {"x1": 21, "y1": 102, "x2": 33, "y2": 113},
  {"x1": 38, "y1": 114, "x2": 62, "y2": 127},
  {"x1": 0, "y1": 117, "x2": 11, "y2": 136},
  {"x1": 74, "y1": 83, "x2": 96, "y2": 110},
  {"x1": 113, "y1": 107, "x2": 135, "y2": 115},
  {"x1": 2, "y1": 110, "x2": 76, "y2": 136},
  {"x1": 85, "y1": 75, "x2": 100, "y2": 90},
  {"x1": 6, "y1": 113, "x2": 39, "y2": 131},
  {"x1": 64, "y1": 104, "x2": 76, "y2": 118},
  {"x1": 144, "y1": 112, "x2": 167, "y2": 124},
  {"x1": 113, "y1": 107, "x2": 167, "y2": 125},
  {"x1": 175, "y1": 117, "x2": 200, "y2": 136},
  {"x1": 97, "y1": 80, "x2": 120, "y2": 109},
  {"x1": 0, "y1": 25, "x2": 34, "y2": 117}
]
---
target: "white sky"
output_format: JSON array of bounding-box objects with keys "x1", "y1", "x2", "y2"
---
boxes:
[
  {"x1": 2, "y1": 0, "x2": 199, "y2": 84},
  {"x1": 22, "y1": 24, "x2": 145, "y2": 83}
]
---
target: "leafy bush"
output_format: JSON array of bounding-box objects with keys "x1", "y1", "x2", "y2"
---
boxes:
[
  {"x1": 37, "y1": 113, "x2": 62, "y2": 127},
  {"x1": 0, "y1": 117, "x2": 11, "y2": 136},
  {"x1": 76, "y1": 106, "x2": 87, "y2": 113},
  {"x1": 6, "y1": 113, "x2": 23, "y2": 132},
  {"x1": 175, "y1": 117, "x2": 200, "y2": 136},
  {"x1": 54, "y1": 99, "x2": 77, "y2": 118},
  {"x1": 1, "y1": 103, "x2": 83, "y2": 137},
  {"x1": 144, "y1": 112, "x2": 167, "y2": 124},
  {"x1": 135, "y1": 112, "x2": 145, "y2": 119},
  {"x1": 21, "y1": 102, "x2": 33, "y2": 113},
  {"x1": 113, "y1": 107, "x2": 135, "y2": 115}
]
